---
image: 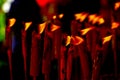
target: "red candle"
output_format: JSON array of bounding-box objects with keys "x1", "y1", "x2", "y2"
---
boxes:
[
  {"x1": 42, "y1": 22, "x2": 53, "y2": 80},
  {"x1": 68, "y1": 19, "x2": 91, "y2": 80},
  {"x1": 21, "y1": 22, "x2": 32, "y2": 80},
  {"x1": 6, "y1": 18, "x2": 16, "y2": 80},
  {"x1": 21, "y1": 29, "x2": 27, "y2": 80},
  {"x1": 30, "y1": 31, "x2": 40, "y2": 79},
  {"x1": 91, "y1": 27, "x2": 112, "y2": 80}
]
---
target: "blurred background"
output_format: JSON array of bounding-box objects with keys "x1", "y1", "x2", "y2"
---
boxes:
[{"x1": 1, "y1": 0, "x2": 120, "y2": 80}]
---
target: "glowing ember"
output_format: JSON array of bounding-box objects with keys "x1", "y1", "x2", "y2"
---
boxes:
[
  {"x1": 71, "y1": 36, "x2": 84, "y2": 45},
  {"x1": 81, "y1": 27, "x2": 95, "y2": 35},
  {"x1": 9, "y1": 18, "x2": 16, "y2": 27},
  {"x1": 111, "y1": 22, "x2": 119, "y2": 29},
  {"x1": 66, "y1": 36, "x2": 71, "y2": 46},
  {"x1": 38, "y1": 22, "x2": 46, "y2": 34},
  {"x1": 24, "y1": 22, "x2": 32, "y2": 31},
  {"x1": 53, "y1": 15, "x2": 57, "y2": 19},
  {"x1": 102, "y1": 35, "x2": 112, "y2": 44},
  {"x1": 51, "y1": 24, "x2": 60, "y2": 32},
  {"x1": 59, "y1": 14, "x2": 64, "y2": 19},
  {"x1": 114, "y1": 2, "x2": 120, "y2": 10},
  {"x1": 98, "y1": 17, "x2": 105, "y2": 25},
  {"x1": 88, "y1": 14, "x2": 97, "y2": 22}
]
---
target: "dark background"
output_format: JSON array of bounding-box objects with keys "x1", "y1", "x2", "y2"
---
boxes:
[{"x1": 0, "y1": 0, "x2": 118, "y2": 80}]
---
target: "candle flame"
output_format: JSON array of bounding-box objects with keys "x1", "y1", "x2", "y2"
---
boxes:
[
  {"x1": 51, "y1": 24, "x2": 60, "y2": 32},
  {"x1": 9, "y1": 18, "x2": 16, "y2": 27},
  {"x1": 59, "y1": 14, "x2": 64, "y2": 19},
  {"x1": 88, "y1": 14, "x2": 97, "y2": 22},
  {"x1": 66, "y1": 36, "x2": 71, "y2": 46},
  {"x1": 111, "y1": 22, "x2": 119, "y2": 29},
  {"x1": 98, "y1": 17, "x2": 105, "y2": 25},
  {"x1": 92, "y1": 16, "x2": 100, "y2": 24},
  {"x1": 102, "y1": 35, "x2": 112, "y2": 44},
  {"x1": 74, "y1": 12, "x2": 84, "y2": 20},
  {"x1": 71, "y1": 36, "x2": 84, "y2": 45},
  {"x1": 81, "y1": 27, "x2": 95, "y2": 35},
  {"x1": 24, "y1": 22, "x2": 32, "y2": 31},
  {"x1": 114, "y1": 2, "x2": 120, "y2": 10},
  {"x1": 53, "y1": 15, "x2": 57, "y2": 19},
  {"x1": 74, "y1": 12, "x2": 88, "y2": 22},
  {"x1": 38, "y1": 22, "x2": 46, "y2": 34},
  {"x1": 80, "y1": 13, "x2": 88, "y2": 22}
]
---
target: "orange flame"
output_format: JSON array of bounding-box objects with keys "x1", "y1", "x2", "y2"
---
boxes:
[
  {"x1": 51, "y1": 24, "x2": 60, "y2": 32},
  {"x1": 71, "y1": 36, "x2": 84, "y2": 45},
  {"x1": 74, "y1": 12, "x2": 84, "y2": 20},
  {"x1": 92, "y1": 16, "x2": 100, "y2": 24},
  {"x1": 9, "y1": 18, "x2": 16, "y2": 27},
  {"x1": 53, "y1": 15, "x2": 57, "y2": 19},
  {"x1": 38, "y1": 22, "x2": 46, "y2": 34},
  {"x1": 24, "y1": 22, "x2": 32, "y2": 31},
  {"x1": 114, "y1": 2, "x2": 120, "y2": 10},
  {"x1": 102, "y1": 35, "x2": 112, "y2": 44},
  {"x1": 74, "y1": 12, "x2": 88, "y2": 22},
  {"x1": 111, "y1": 22, "x2": 119, "y2": 29},
  {"x1": 88, "y1": 14, "x2": 97, "y2": 22},
  {"x1": 98, "y1": 17, "x2": 105, "y2": 25},
  {"x1": 79, "y1": 13, "x2": 88, "y2": 22},
  {"x1": 66, "y1": 36, "x2": 71, "y2": 46},
  {"x1": 59, "y1": 14, "x2": 64, "y2": 19},
  {"x1": 81, "y1": 27, "x2": 95, "y2": 35}
]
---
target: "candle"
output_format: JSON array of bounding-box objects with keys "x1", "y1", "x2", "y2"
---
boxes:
[
  {"x1": 112, "y1": 2, "x2": 120, "y2": 77},
  {"x1": 30, "y1": 31, "x2": 40, "y2": 79},
  {"x1": 59, "y1": 34, "x2": 69, "y2": 80},
  {"x1": 42, "y1": 22, "x2": 53, "y2": 80},
  {"x1": 30, "y1": 22, "x2": 46, "y2": 80},
  {"x1": 21, "y1": 22, "x2": 32, "y2": 80},
  {"x1": 51, "y1": 23, "x2": 62, "y2": 80},
  {"x1": 6, "y1": 18, "x2": 16, "y2": 80},
  {"x1": 66, "y1": 19, "x2": 91, "y2": 80}
]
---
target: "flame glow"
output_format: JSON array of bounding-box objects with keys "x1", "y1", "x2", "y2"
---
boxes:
[
  {"x1": 59, "y1": 14, "x2": 64, "y2": 19},
  {"x1": 79, "y1": 13, "x2": 88, "y2": 22},
  {"x1": 92, "y1": 16, "x2": 100, "y2": 24},
  {"x1": 74, "y1": 12, "x2": 88, "y2": 22},
  {"x1": 98, "y1": 18, "x2": 105, "y2": 25},
  {"x1": 111, "y1": 22, "x2": 119, "y2": 29},
  {"x1": 9, "y1": 18, "x2": 16, "y2": 27},
  {"x1": 66, "y1": 36, "x2": 71, "y2": 46},
  {"x1": 71, "y1": 36, "x2": 84, "y2": 45},
  {"x1": 53, "y1": 15, "x2": 57, "y2": 19},
  {"x1": 24, "y1": 22, "x2": 32, "y2": 31},
  {"x1": 51, "y1": 24, "x2": 60, "y2": 32},
  {"x1": 81, "y1": 27, "x2": 95, "y2": 35},
  {"x1": 88, "y1": 14, "x2": 97, "y2": 22},
  {"x1": 114, "y1": 2, "x2": 120, "y2": 10},
  {"x1": 38, "y1": 22, "x2": 46, "y2": 34},
  {"x1": 74, "y1": 13, "x2": 84, "y2": 20},
  {"x1": 102, "y1": 35, "x2": 112, "y2": 44}
]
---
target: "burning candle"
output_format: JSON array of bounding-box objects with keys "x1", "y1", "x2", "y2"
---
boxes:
[
  {"x1": 30, "y1": 22, "x2": 46, "y2": 80},
  {"x1": 6, "y1": 18, "x2": 16, "y2": 80},
  {"x1": 51, "y1": 23, "x2": 62, "y2": 80},
  {"x1": 21, "y1": 21, "x2": 32, "y2": 80},
  {"x1": 42, "y1": 22, "x2": 53, "y2": 80},
  {"x1": 66, "y1": 19, "x2": 91, "y2": 80}
]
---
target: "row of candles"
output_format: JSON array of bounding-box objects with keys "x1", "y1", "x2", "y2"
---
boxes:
[{"x1": 5, "y1": 2, "x2": 120, "y2": 80}]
